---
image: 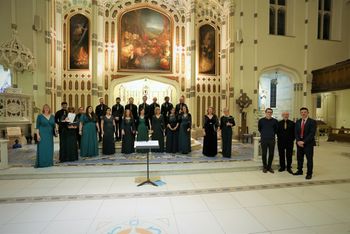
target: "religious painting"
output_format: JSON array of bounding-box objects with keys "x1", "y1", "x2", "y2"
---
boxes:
[
  {"x1": 69, "y1": 14, "x2": 89, "y2": 70},
  {"x1": 118, "y1": 8, "x2": 172, "y2": 72},
  {"x1": 199, "y1": 24, "x2": 216, "y2": 75}
]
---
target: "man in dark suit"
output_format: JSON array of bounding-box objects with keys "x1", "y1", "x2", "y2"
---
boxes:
[
  {"x1": 161, "y1": 96, "x2": 173, "y2": 126},
  {"x1": 149, "y1": 97, "x2": 160, "y2": 120},
  {"x1": 55, "y1": 101, "x2": 68, "y2": 133},
  {"x1": 55, "y1": 101, "x2": 68, "y2": 151},
  {"x1": 112, "y1": 97, "x2": 124, "y2": 141},
  {"x1": 95, "y1": 98, "x2": 108, "y2": 142},
  {"x1": 138, "y1": 95, "x2": 150, "y2": 118},
  {"x1": 175, "y1": 95, "x2": 188, "y2": 116},
  {"x1": 125, "y1": 97, "x2": 138, "y2": 120},
  {"x1": 277, "y1": 112, "x2": 295, "y2": 174},
  {"x1": 258, "y1": 108, "x2": 278, "y2": 173},
  {"x1": 294, "y1": 107, "x2": 317, "y2": 180}
]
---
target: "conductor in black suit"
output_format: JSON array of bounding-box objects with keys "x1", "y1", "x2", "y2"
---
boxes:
[
  {"x1": 294, "y1": 107, "x2": 317, "y2": 180},
  {"x1": 112, "y1": 97, "x2": 124, "y2": 141},
  {"x1": 277, "y1": 112, "x2": 295, "y2": 174},
  {"x1": 95, "y1": 98, "x2": 109, "y2": 142},
  {"x1": 125, "y1": 97, "x2": 138, "y2": 121},
  {"x1": 138, "y1": 95, "x2": 150, "y2": 118}
]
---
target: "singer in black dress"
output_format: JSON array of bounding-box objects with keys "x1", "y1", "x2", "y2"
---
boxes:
[
  {"x1": 220, "y1": 108, "x2": 235, "y2": 158},
  {"x1": 59, "y1": 107, "x2": 79, "y2": 162},
  {"x1": 178, "y1": 105, "x2": 192, "y2": 154},
  {"x1": 202, "y1": 107, "x2": 219, "y2": 157},
  {"x1": 166, "y1": 107, "x2": 179, "y2": 153},
  {"x1": 151, "y1": 107, "x2": 165, "y2": 152},
  {"x1": 121, "y1": 109, "x2": 136, "y2": 154},
  {"x1": 102, "y1": 108, "x2": 116, "y2": 155}
]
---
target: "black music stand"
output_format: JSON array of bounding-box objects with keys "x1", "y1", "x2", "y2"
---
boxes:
[{"x1": 135, "y1": 140, "x2": 159, "y2": 187}]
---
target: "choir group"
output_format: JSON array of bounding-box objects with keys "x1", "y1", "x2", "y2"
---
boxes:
[
  {"x1": 34, "y1": 95, "x2": 315, "y2": 180},
  {"x1": 34, "y1": 95, "x2": 236, "y2": 168}
]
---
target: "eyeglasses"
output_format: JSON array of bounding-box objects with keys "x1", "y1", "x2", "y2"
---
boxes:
[{"x1": 266, "y1": 111, "x2": 273, "y2": 113}]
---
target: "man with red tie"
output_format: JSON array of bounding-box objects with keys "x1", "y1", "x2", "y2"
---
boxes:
[{"x1": 294, "y1": 107, "x2": 317, "y2": 180}]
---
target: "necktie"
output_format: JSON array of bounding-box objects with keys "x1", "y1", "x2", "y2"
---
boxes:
[
  {"x1": 301, "y1": 119, "x2": 305, "y2": 138},
  {"x1": 284, "y1": 121, "x2": 287, "y2": 130}
]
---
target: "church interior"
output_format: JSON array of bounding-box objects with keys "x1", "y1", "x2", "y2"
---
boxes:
[{"x1": 0, "y1": 0, "x2": 350, "y2": 233}]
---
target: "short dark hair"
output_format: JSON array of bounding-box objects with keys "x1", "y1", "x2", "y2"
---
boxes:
[
  {"x1": 300, "y1": 107, "x2": 309, "y2": 112},
  {"x1": 116, "y1": 97, "x2": 120, "y2": 100},
  {"x1": 265, "y1": 108, "x2": 273, "y2": 113},
  {"x1": 61, "y1": 101, "x2": 67, "y2": 105}
]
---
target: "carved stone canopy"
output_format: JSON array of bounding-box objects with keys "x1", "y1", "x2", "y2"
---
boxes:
[
  {"x1": 236, "y1": 92, "x2": 252, "y2": 113},
  {"x1": 0, "y1": 30, "x2": 35, "y2": 73}
]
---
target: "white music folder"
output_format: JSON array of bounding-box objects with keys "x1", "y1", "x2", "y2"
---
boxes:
[{"x1": 134, "y1": 140, "x2": 159, "y2": 149}]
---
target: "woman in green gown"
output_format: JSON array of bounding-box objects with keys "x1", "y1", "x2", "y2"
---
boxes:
[
  {"x1": 178, "y1": 105, "x2": 192, "y2": 154},
  {"x1": 79, "y1": 106, "x2": 100, "y2": 157},
  {"x1": 151, "y1": 107, "x2": 165, "y2": 152},
  {"x1": 136, "y1": 107, "x2": 150, "y2": 153},
  {"x1": 36, "y1": 104, "x2": 55, "y2": 168},
  {"x1": 121, "y1": 109, "x2": 136, "y2": 154}
]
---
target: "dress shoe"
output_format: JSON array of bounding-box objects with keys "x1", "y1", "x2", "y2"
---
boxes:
[
  {"x1": 278, "y1": 168, "x2": 285, "y2": 172},
  {"x1": 263, "y1": 168, "x2": 267, "y2": 173},
  {"x1": 268, "y1": 168, "x2": 274, "y2": 173},
  {"x1": 287, "y1": 169, "x2": 293, "y2": 174},
  {"x1": 305, "y1": 174, "x2": 312, "y2": 180},
  {"x1": 293, "y1": 171, "x2": 303, "y2": 176}
]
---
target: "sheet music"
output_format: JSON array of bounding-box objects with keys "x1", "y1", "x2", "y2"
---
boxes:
[
  {"x1": 67, "y1": 113, "x2": 76, "y2": 123},
  {"x1": 134, "y1": 140, "x2": 159, "y2": 148}
]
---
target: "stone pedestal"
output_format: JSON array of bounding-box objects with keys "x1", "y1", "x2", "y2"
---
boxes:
[{"x1": 0, "y1": 139, "x2": 9, "y2": 169}]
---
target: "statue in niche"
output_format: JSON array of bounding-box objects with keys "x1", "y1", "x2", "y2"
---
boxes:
[{"x1": 259, "y1": 89, "x2": 268, "y2": 110}]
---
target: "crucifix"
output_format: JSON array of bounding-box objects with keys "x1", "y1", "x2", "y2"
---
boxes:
[{"x1": 236, "y1": 92, "x2": 252, "y2": 137}]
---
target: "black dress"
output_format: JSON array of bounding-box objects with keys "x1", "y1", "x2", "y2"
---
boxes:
[
  {"x1": 121, "y1": 117, "x2": 135, "y2": 154},
  {"x1": 166, "y1": 114, "x2": 179, "y2": 153},
  {"x1": 178, "y1": 114, "x2": 191, "y2": 154},
  {"x1": 203, "y1": 115, "x2": 219, "y2": 157},
  {"x1": 220, "y1": 115, "x2": 235, "y2": 158},
  {"x1": 59, "y1": 117, "x2": 79, "y2": 162},
  {"x1": 102, "y1": 115, "x2": 115, "y2": 155},
  {"x1": 151, "y1": 115, "x2": 165, "y2": 152}
]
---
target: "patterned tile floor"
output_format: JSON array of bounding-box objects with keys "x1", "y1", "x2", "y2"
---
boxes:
[{"x1": 0, "y1": 140, "x2": 349, "y2": 234}]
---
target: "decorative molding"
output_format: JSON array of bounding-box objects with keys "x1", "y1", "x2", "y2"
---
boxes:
[{"x1": 111, "y1": 74, "x2": 130, "y2": 80}]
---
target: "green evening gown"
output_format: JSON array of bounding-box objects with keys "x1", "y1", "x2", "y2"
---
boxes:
[
  {"x1": 36, "y1": 114, "x2": 55, "y2": 168},
  {"x1": 80, "y1": 114, "x2": 99, "y2": 157},
  {"x1": 136, "y1": 117, "x2": 149, "y2": 153}
]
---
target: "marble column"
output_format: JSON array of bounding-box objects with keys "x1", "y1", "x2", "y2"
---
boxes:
[
  {"x1": 185, "y1": 0, "x2": 197, "y2": 127},
  {"x1": 91, "y1": 0, "x2": 104, "y2": 107}
]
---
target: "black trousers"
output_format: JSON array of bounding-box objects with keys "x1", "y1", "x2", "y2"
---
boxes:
[
  {"x1": 296, "y1": 145, "x2": 314, "y2": 175},
  {"x1": 115, "y1": 119, "x2": 122, "y2": 141},
  {"x1": 261, "y1": 139, "x2": 275, "y2": 169},
  {"x1": 278, "y1": 141, "x2": 294, "y2": 170}
]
